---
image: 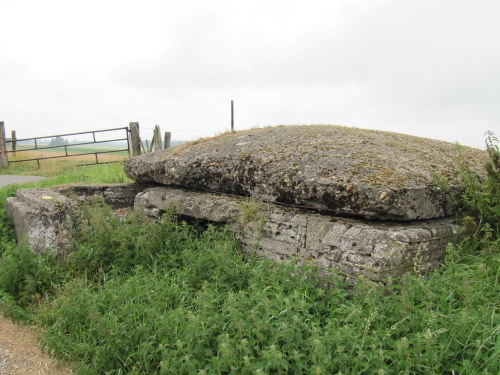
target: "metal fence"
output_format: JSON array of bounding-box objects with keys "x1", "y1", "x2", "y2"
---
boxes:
[{"x1": 6, "y1": 127, "x2": 130, "y2": 168}]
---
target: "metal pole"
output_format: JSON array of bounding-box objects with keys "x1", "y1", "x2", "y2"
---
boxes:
[
  {"x1": 126, "y1": 128, "x2": 131, "y2": 156},
  {"x1": 11, "y1": 130, "x2": 16, "y2": 157},
  {"x1": 231, "y1": 100, "x2": 234, "y2": 132}
]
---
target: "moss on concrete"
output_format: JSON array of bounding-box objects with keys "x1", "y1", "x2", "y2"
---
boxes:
[{"x1": 125, "y1": 125, "x2": 488, "y2": 220}]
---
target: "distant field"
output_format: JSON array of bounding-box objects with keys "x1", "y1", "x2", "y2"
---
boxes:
[
  {"x1": 3, "y1": 147, "x2": 128, "y2": 176},
  {"x1": 9, "y1": 149, "x2": 126, "y2": 162},
  {"x1": 9, "y1": 144, "x2": 128, "y2": 161},
  {"x1": 11, "y1": 144, "x2": 128, "y2": 154}
]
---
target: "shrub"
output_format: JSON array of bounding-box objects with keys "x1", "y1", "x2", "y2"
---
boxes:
[
  {"x1": 458, "y1": 131, "x2": 500, "y2": 235},
  {"x1": 0, "y1": 244, "x2": 64, "y2": 310}
]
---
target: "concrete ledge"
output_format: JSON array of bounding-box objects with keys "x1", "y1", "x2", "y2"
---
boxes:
[
  {"x1": 4, "y1": 183, "x2": 467, "y2": 282},
  {"x1": 135, "y1": 187, "x2": 467, "y2": 282}
]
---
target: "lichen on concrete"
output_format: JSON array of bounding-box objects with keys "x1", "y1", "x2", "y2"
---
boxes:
[
  {"x1": 5, "y1": 188, "x2": 77, "y2": 254},
  {"x1": 124, "y1": 125, "x2": 488, "y2": 220}
]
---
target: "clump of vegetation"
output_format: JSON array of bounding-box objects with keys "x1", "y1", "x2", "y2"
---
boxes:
[
  {"x1": 33, "y1": 208, "x2": 500, "y2": 374},
  {"x1": 458, "y1": 131, "x2": 499, "y2": 236},
  {"x1": 238, "y1": 196, "x2": 269, "y2": 237},
  {"x1": 0, "y1": 139, "x2": 498, "y2": 374}
]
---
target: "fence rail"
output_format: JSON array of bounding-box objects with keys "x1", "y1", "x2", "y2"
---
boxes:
[
  {"x1": 0, "y1": 122, "x2": 173, "y2": 169},
  {"x1": 5, "y1": 127, "x2": 130, "y2": 168}
]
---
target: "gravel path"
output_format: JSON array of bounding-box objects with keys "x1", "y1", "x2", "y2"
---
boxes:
[
  {"x1": 0, "y1": 175, "x2": 45, "y2": 187},
  {"x1": 0, "y1": 316, "x2": 71, "y2": 375}
]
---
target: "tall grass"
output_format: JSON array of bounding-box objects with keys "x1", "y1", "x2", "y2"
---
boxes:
[
  {"x1": 0, "y1": 139, "x2": 498, "y2": 374},
  {"x1": 34, "y1": 206, "x2": 500, "y2": 374}
]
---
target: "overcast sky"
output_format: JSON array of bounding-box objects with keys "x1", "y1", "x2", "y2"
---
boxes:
[{"x1": 1, "y1": 0, "x2": 499, "y2": 148}]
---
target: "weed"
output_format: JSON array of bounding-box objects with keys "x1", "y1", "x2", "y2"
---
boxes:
[
  {"x1": 457, "y1": 131, "x2": 500, "y2": 235},
  {"x1": 238, "y1": 192, "x2": 271, "y2": 240},
  {"x1": 0, "y1": 243, "x2": 65, "y2": 315},
  {"x1": 238, "y1": 199, "x2": 268, "y2": 231},
  {"x1": 430, "y1": 170, "x2": 452, "y2": 193},
  {"x1": 30, "y1": 203, "x2": 499, "y2": 374}
]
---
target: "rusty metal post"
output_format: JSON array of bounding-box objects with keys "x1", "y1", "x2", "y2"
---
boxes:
[{"x1": 11, "y1": 130, "x2": 16, "y2": 157}]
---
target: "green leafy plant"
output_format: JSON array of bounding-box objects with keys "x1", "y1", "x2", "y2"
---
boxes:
[
  {"x1": 458, "y1": 131, "x2": 500, "y2": 236},
  {"x1": 0, "y1": 244, "x2": 64, "y2": 310}
]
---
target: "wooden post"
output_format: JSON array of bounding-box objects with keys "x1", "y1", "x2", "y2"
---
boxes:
[
  {"x1": 164, "y1": 131, "x2": 171, "y2": 149},
  {"x1": 231, "y1": 100, "x2": 234, "y2": 132},
  {"x1": 129, "y1": 122, "x2": 141, "y2": 157},
  {"x1": 149, "y1": 131, "x2": 155, "y2": 153},
  {"x1": 126, "y1": 127, "x2": 131, "y2": 156},
  {"x1": 0, "y1": 122, "x2": 8, "y2": 168},
  {"x1": 153, "y1": 125, "x2": 162, "y2": 151},
  {"x1": 11, "y1": 130, "x2": 16, "y2": 157}
]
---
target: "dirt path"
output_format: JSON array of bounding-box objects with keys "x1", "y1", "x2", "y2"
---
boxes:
[
  {"x1": 0, "y1": 316, "x2": 71, "y2": 375},
  {"x1": 0, "y1": 176, "x2": 46, "y2": 187}
]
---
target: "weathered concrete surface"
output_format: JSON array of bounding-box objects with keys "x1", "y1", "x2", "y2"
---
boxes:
[
  {"x1": 4, "y1": 184, "x2": 152, "y2": 254},
  {"x1": 54, "y1": 183, "x2": 152, "y2": 208},
  {"x1": 4, "y1": 182, "x2": 468, "y2": 282},
  {"x1": 136, "y1": 187, "x2": 466, "y2": 281},
  {"x1": 125, "y1": 125, "x2": 488, "y2": 221},
  {"x1": 5, "y1": 189, "x2": 77, "y2": 254}
]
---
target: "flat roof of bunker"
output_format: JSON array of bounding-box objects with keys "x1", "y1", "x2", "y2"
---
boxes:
[{"x1": 125, "y1": 125, "x2": 488, "y2": 220}]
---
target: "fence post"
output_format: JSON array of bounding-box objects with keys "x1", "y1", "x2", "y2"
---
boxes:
[
  {"x1": 0, "y1": 122, "x2": 8, "y2": 168},
  {"x1": 153, "y1": 125, "x2": 162, "y2": 151},
  {"x1": 11, "y1": 130, "x2": 16, "y2": 156},
  {"x1": 164, "y1": 132, "x2": 171, "y2": 149},
  {"x1": 231, "y1": 100, "x2": 234, "y2": 132},
  {"x1": 129, "y1": 122, "x2": 141, "y2": 157}
]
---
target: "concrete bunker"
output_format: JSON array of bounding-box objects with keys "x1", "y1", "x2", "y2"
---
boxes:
[{"x1": 5, "y1": 125, "x2": 488, "y2": 282}]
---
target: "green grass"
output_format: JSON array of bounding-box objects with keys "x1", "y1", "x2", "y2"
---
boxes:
[
  {"x1": 2, "y1": 146, "x2": 128, "y2": 176},
  {"x1": 0, "y1": 159, "x2": 131, "y2": 180},
  {"x1": 0, "y1": 147, "x2": 498, "y2": 374}
]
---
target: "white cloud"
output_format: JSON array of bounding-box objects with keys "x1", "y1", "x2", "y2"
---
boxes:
[{"x1": 0, "y1": 0, "x2": 498, "y2": 148}]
